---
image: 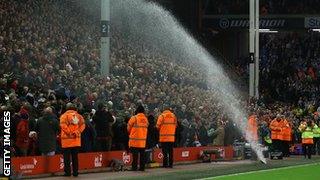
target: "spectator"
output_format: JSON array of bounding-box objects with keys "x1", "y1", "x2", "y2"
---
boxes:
[
  {"x1": 92, "y1": 102, "x2": 114, "y2": 151},
  {"x1": 15, "y1": 107, "x2": 30, "y2": 156},
  {"x1": 198, "y1": 122, "x2": 209, "y2": 146},
  {"x1": 174, "y1": 119, "x2": 183, "y2": 147},
  {"x1": 112, "y1": 116, "x2": 129, "y2": 151},
  {"x1": 146, "y1": 114, "x2": 158, "y2": 149},
  {"x1": 146, "y1": 114, "x2": 158, "y2": 163},
  {"x1": 35, "y1": 107, "x2": 60, "y2": 156},
  {"x1": 80, "y1": 112, "x2": 96, "y2": 152},
  {"x1": 212, "y1": 120, "x2": 225, "y2": 146}
]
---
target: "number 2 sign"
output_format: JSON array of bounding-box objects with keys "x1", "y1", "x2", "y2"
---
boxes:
[{"x1": 101, "y1": 20, "x2": 110, "y2": 37}]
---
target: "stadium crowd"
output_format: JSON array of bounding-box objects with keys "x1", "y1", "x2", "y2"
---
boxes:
[
  {"x1": 234, "y1": 31, "x2": 320, "y2": 154},
  {"x1": 0, "y1": 0, "x2": 320, "y2": 158},
  {"x1": 0, "y1": 0, "x2": 237, "y2": 156}
]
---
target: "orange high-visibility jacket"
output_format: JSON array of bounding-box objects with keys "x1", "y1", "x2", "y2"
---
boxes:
[
  {"x1": 156, "y1": 110, "x2": 177, "y2": 142},
  {"x1": 60, "y1": 110, "x2": 85, "y2": 148},
  {"x1": 269, "y1": 118, "x2": 285, "y2": 140},
  {"x1": 246, "y1": 115, "x2": 258, "y2": 141},
  {"x1": 282, "y1": 119, "x2": 292, "y2": 141},
  {"x1": 127, "y1": 113, "x2": 149, "y2": 148}
]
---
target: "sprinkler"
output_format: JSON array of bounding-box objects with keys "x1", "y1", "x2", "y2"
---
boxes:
[{"x1": 260, "y1": 159, "x2": 267, "y2": 164}]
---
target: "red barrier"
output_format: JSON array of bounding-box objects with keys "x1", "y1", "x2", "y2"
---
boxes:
[
  {"x1": 153, "y1": 146, "x2": 233, "y2": 163},
  {"x1": 11, "y1": 146, "x2": 233, "y2": 176}
]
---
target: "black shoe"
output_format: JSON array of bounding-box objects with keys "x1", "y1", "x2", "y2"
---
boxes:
[
  {"x1": 129, "y1": 168, "x2": 138, "y2": 171},
  {"x1": 63, "y1": 173, "x2": 71, "y2": 177},
  {"x1": 139, "y1": 169, "x2": 145, "y2": 171},
  {"x1": 73, "y1": 173, "x2": 78, "y2": 177},
  {"x1": 168, "y1": 165, "x2": 173, "y2": 168}
]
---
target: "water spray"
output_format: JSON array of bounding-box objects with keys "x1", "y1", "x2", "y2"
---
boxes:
[{"x1": 111, "y1": 0, "x2": 267, "y2": 163}]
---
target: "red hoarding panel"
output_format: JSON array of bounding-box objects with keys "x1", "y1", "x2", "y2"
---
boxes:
[{"x1": 11, "y1": 146, "x2": 233, "y2": 176}]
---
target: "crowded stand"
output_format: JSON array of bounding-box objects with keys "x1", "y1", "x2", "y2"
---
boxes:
[
  {"x1": 235, "y1": 31, "x2": 320, "y2": 106},
  {"x1": 0, "y1": 0, "x2": 238, "y2": 156},
  {"x1": 259, "y1": 32, "x2": 320, "y2": 103},
  {"x1": 233, "y1": 30, "x2": 320, "y2": 155},
  {"x1": 0, "y1": 0, "x2": 320, "y2": 160}
]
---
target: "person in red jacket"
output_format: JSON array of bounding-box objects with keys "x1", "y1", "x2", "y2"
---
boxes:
[
  {"x1": 15, "y1": 107, "x2": 29, "y2": 156},
  {"x1": 60, "y1": 103, "x2": 85, "y2": 177}
]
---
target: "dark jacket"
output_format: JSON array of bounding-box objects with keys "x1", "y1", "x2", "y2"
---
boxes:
[
  {"x1": 93, "y1": 110, "x2": 114, "y2": 137},
  {"x1": 147, "y1": 115, "x2": 158, "y2": 149},
  {"x1": 199, "y1": 125, "x2": 208, "y2": 146},
  {"x1": 81, "y1": 120, "x2": 96, "y2": 152},
  {"x1": 112, "y1": 119, "x2": 129, "y2": 150},
  {"x1": 35, "y1": 113, "x2": 60, "y2": 154},
  {"x1": 175, "y1": 120, "x2": 183, "y2": 147}
]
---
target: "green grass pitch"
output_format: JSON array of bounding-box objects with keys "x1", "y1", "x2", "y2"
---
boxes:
[{"x1": 210, "y1": 163, "x2": 320, "y2": 180}]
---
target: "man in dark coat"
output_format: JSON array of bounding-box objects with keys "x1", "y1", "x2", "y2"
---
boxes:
[
  {"x1": 112, "y1": 117, "x2": 129, "y2": 151},
  {"x1": 80, "y1": 113, "x2": 96, "y2": 152},
  {"x1": 35, "y1": 107, "x2": 60, "y2": 155},
  {"x1": 93, "y1": 102, "x2": 114, "y2": 151},
  {"x1": 198, "y1": 122, "x2": 209, "y2": 146},
  {"x1": 146, "y1": 115, "x2": 158, "y2": 163},
  {"x1": 147, "y1": 115, "x2": 158, "y2": 149}
]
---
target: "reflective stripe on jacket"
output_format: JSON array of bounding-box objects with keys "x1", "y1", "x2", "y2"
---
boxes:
[
  {"x1": 156, "y1": 110, "x2": 177, "y2": 142},
  {"x1": 60, "y1": 110, "x2": 85, "y2": 148},
  {"x1": 301, "y1": 126, "x2": 314, "y2": 144},
  {"x1": 127, "y1": 113, "x2": 149, "y2": 148},
  {"x1": 269, "y1": 119, "x2": 284, "y2": 140}
]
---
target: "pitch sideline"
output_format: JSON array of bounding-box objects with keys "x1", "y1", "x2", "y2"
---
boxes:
[{"x1": 198, "y1": 162, "x2": 320, "y2": 180}]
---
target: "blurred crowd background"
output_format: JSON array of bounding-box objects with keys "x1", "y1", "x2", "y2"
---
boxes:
[{"x1": 0, "y1": 0, "x2": 319, "y2": 157}]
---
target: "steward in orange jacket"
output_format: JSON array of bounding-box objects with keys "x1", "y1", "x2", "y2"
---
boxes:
[
  {"x1": 269, "y1": 114, "x2": 286, "y2": 154},
  {"x1": 128, "y1": 112, "x2": 149, "y2": 148},
  {"x1": 281, "y1": 118, "x2": 291, "y2": 157},
  {"x1": 127, "y1": 105, "x2": 149, "y2": 171},
  {"x1": 59, "y1": 103, "x2": 85, "y2": 177},
  {"x1": 282, "y1": 119, "x2": 291, "y2": 142},
  {"x1": 246, "y1": 114, "x2": 258, "y2": 142},
  {"x1": 157, "y1": 110, "x2": 177, "y2": 143},
  {"x1": 270, "y1": 115, "x2": 288, "y2": 140},
  {"x1": 157, "y1": 107, "x2": 177, "y2": 168}
]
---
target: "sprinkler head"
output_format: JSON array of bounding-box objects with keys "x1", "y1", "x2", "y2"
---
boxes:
[{"x1": 260, "y1": 159, "x2": 267, "y2": 164}]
